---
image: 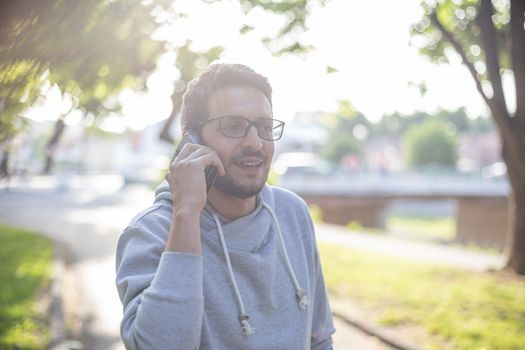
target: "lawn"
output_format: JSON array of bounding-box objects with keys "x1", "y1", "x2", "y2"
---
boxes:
[
  {"x1": 319, "y1": 242, "x2": 525, "y2": 350},
  {"x1": 0, "y1": 225, "x2": 53, "y2": 350}
]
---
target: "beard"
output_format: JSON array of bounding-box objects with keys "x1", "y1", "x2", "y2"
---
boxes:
[
  {"x1": 212, "y1": 151, "x2": 270, "y2": 198},
  {"x1": 213, "y1": 176, "x2": 266, "y2": 198}
]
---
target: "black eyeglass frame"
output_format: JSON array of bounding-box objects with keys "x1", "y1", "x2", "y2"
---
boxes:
[{"x1": 197, "y1": 116, "x2": 286, "y2": 141}]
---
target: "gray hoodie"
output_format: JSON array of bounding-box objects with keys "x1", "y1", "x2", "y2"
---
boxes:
[{"x1": 116, "y1": 182, "x2": 335, "y2": 349}]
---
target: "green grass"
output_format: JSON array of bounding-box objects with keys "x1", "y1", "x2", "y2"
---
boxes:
[
  {"x1": 0, "y1": 225, "x2": 53, "y2": 350},
  {"x1": 386, "y1": 215, "x2": 456, "y2": 241},
  {"x1": 319, "y1": 243, "x2": 525, "y2": 350}
]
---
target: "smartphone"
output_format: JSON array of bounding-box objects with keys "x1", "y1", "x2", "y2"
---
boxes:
[{"x1": 170, "y1": 130, "x2": 218, "y2": 192}]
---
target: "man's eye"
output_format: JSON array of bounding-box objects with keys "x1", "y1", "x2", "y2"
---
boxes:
[
  {"x1": 223, "y1": 121, "x2": 245, "y2": 133},
  {"x1": 257, "y1": 121, "x2": 273, "y2": 132},
  {"x1": 259, "y1": 125, "x2": 272, "y2": 134}
]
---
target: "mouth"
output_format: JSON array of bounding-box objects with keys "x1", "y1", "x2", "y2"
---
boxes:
[{"x1": 233, "y1": 159, "x2": 264, "y2": 169}]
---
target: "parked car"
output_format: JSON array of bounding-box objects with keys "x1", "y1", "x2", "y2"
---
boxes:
[{"x1": 273, "y1": 152, "x2": 332, "y2": 178}]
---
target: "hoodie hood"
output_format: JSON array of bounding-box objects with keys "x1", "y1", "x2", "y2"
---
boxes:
[
  {"x1": 154, "y1": 181, "x2": 274, "y2": 253},
  {"x1": 153, "y1": 180, "x2": 173, "y2": 204}
]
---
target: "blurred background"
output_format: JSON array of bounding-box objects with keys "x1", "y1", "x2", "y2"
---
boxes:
[{"x1": 1, "y1": 0, "x2": 524, "y2": 350}]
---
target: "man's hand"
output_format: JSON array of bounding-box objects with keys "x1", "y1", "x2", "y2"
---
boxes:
[
  {"x1": 167, "y1": 142, "x2": 225, "y2": 212},
  {"x1": 164, "y1": 143, "x2": 225, "y2": 254}
]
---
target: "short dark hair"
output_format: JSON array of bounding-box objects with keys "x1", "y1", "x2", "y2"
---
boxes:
[{"x1": 180, "y1": 63, "x2": 273, "y2": 133}]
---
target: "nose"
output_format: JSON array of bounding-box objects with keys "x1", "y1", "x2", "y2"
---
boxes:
[{"x1": 241, "y1": 124, "x2": 263, "y2": 149}]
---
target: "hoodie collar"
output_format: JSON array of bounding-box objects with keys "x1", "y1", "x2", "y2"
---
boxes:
[
  {"x1": 201, "y1": 187, "x2": 273, "y2": 252},
  {"x1": 154, "y1": 181, "x2": 275, "y2": 253}
]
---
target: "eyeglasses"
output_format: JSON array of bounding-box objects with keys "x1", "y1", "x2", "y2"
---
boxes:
[{"x1": 198, "y1": 116, "x2": 285, "y2": 141}]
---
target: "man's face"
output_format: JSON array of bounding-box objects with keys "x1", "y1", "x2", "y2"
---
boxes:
[{"x1": 200, "y1": 84, "x2": 274, "y2": 199}]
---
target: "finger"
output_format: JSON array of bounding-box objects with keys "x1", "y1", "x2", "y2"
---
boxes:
[
  {"x1": 169, "y1": 147, "x2": 225, "y2": 178},
  {"x1": 173, "y1": 143, "x2": 221, "y2": 164},
  {"x1": 171, "y1": 147, "x2": 216, "y2": 174},
  {"x1": 182, "y1": 146, "x2": 216, "y2": 162},
  {"x1": 171, "y1": 143, "x2": 202, "y2": 164},
  {"x1": 189, "y1": 152, "x2": 226, "y2": 177}
]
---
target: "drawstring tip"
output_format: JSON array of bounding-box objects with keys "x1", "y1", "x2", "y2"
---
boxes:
[
  {"x1": 296, "y1": 290, "x2": 309, "y2": 310},
  {"x1": 240, "y1": 314, "x2": 255, "y2": 336}
]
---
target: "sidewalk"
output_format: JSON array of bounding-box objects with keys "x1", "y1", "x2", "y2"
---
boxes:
[
  {"x1": 0, "y1": 175, "x2": 141, "y2": 350},
  {"x1": 315, "y1": 223, "x2": 505, "y2": 271}
]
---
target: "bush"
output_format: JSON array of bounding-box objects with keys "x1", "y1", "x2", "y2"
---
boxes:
[
  {"x1": 404, "y1": 120, "x2": 457, "y2": 169},
  {"x1": 321, "y1": 132, "x2": 361, "y2": 164}
]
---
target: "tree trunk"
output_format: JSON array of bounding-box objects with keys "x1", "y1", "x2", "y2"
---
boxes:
[
  {"x1": 43, "y1": 116, "x2": 66, "y2": 174},
  {"x1": 502, "y1": 124, "x2": 525, "y2": 274},
  {"x1": 506, "y1": 189, "x2": 525, "y2": 274},
  {"x1": 159, "y1": 90, "x2": 184, "y2": 144},
  {"x1": 428, "y1": 0, "x2": 525, "y2": 274},
  {"x1": 0, "y1": 147, "x2": 10, "y2": 179}
]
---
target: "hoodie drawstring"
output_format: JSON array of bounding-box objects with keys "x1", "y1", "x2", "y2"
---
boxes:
[
  {"x1": 262, "y1": 203, "x2": 309, "y2": 311},
  {"x1": 212, "y1": 203, "x2": 308, "y2": 336},
  {"x1": 213, "y1": 214, "x2": 255, "y2": 336}
]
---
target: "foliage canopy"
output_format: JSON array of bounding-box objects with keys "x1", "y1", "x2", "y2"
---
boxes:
[{"x1": 0, "y1": 0, "x2": 171, "y2": 142}]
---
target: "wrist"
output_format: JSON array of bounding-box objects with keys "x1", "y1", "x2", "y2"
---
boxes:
[
  {"x1": 172, "y1": 204, "x2": 202, "y2": 220},
  {"x1": 166, "y1": 205, "x2": 202, "y2": 254}
]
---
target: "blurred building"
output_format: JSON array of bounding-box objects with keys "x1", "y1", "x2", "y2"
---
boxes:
[
  {"x1": 8, "y1": 118, "x2": 177, "y2": 183},
  {"x1": 112, "y1": 120, "x2": 175, "y2": 182},
  {"x1": 277, "y1": 111, "x2": 329, "y2": 155},
  {"x1": 458, "y1": 132, "x2": 502, "y2": 172}
]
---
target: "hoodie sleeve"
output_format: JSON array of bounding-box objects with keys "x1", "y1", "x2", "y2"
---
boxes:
[
  {"x1": 310, "y1": 244, "x2": 336, "y2": 350},
  {"x1": 302, "y1": 204, "x2": 336, "y2": 350},
  {"x1": 116, "y1": 223, "x2": 204, "y2": 350}
]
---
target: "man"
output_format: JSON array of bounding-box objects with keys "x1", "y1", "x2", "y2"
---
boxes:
[{"x1": 116, "y1": 63, "x2": 335, "y2": 349}]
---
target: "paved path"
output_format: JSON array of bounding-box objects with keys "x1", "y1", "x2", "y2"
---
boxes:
[
  {"x1": 0, "y1": 175, "x2": 396, "y2": 350},
  {"x1": 1, "y1": 176, "x2": 142, "y2": 350},
  {"x1": 316, "y1": 223, "x2": 505, "y2": 271},
  {"x1": 332, "y1": 318, "x2": 396, "y2": 350}
]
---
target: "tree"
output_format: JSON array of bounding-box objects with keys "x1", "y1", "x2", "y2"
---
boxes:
[
  {"x1": 435, "y1": 107, "x2": 470, "y2": 132},
  {"x1": 0, "y1": 61, "x2": 44, "y2": 177},
  {"x1": 404, "y1": 120, "x2": 458, "y2": 169},
  {"x1": 320, "y1": 100, "x2": 365, "y2": 163},
  {"x1": 2, "y1": 0, "x2": 326, "y2": 170},
  {"x1": 0, "y1": 0, "x2": 171, "y2": 174},
  {"x1": 159, "y1": 42, "x2": 223, "y2": 144},
  {"x1": 412, "y1": 0, "x2": 525, "y2": 274},
  {"x1": 157, "y1": 0, "x2": 327, "y2": 144},
  {"x1": 321, "y1": 132, "x2": 361, "y2": 164},
  {"x1": 240, "y1": 0, "x2": 327, "y2": 56}
]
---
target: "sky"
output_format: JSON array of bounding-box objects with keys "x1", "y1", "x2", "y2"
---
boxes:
[{"x1": 25, "y1": 0, "x2": 494, "y2": 132}]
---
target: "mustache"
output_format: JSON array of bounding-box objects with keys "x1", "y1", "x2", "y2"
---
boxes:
[{"x1": 231, "y1": 150, "x2": 268, "y2": 163}]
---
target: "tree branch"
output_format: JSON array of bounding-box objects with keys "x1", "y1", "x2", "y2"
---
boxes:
[
  {"x1": 160, "y1": 89, "x2": 184, "y2": 144},
  {"x1": 510, "y1": 0, "x2": 525, "y2": 119},
  {"x1": 430, "y1": 11, "x2": 492, "y2": 108},
  {"x1": 55, "y1": 94, "x2": 78, "y2": 124},
  {"x1": 430, "y1": 8, "x2": 512, "y2": 137},
  {"x1": 477, "y1": 0, "x2": 510, "y2": 119}
]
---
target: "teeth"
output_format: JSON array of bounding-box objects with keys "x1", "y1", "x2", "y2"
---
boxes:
[{"x1": 240, "y1": 161, "x2": 261, "y2": 167}]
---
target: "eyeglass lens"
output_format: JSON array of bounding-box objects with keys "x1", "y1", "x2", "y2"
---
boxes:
[{"x1": 220, "y1": 117, "x2": 283, "y2": 140}]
